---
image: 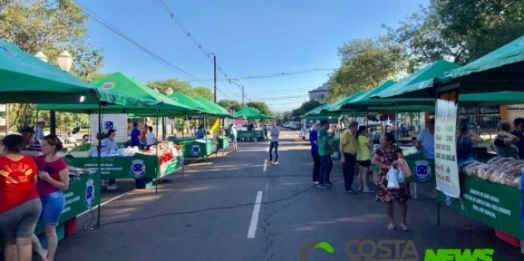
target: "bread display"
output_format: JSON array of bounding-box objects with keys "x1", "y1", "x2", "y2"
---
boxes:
[{"x1": 460, "y1": 158, "x2": 522, "y2": 189}]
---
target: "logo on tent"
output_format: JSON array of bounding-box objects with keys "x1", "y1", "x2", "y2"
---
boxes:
[
  {"x1": 104, "y1": 121, "x2": 114, "y2": 131},
  {"x1": 84, "y1": 179, "x2": 95, "y2": 209},
  {"x1": 130, "y1": 160, "x2": 146, "y2": 178},
  {"x1": 414, "y1": 160, "x2": 432, "y2": 182},
  {"x1": 0, "y1": 45, "x2": 18, "y2": 57},
  {"x1": 191, "y1": 145, "x2": 201, "y2": 156},
  {"x1": 102, "y1": 82, "x2": 114, "y2": 89},
  {"x1": 256, "y1": 132, "x2": 262, "y2": 137}
]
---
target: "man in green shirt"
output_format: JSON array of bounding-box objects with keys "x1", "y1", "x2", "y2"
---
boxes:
[{"x1": 317, "y1": 120, "x2": 333, "y2": 189}]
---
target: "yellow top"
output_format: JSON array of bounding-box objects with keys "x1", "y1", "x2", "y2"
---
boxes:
[
  {"x1": 340, "y1": 129, "x2": 357, "y2": 154},
  {"x1": 356, "y1": 136, "x2": 371, "y2": 161}
]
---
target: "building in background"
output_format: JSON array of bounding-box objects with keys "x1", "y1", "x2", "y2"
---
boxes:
[{"x1": 308, "y1": 82, "x2": 329, "y2": 103}]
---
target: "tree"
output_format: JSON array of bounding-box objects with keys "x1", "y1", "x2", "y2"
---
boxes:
[
  {"x1": 147, "y1": 79, "x2": 194, "y2": 96},
  {"x1": 246, "y1": 101, "x2": 271, "y2": 116},
  {"x1": 0, "y1": 0, "x2": 104, "y2": 131},
  {"x1": 217, "y1": 99, "x2": 242, "y2": 112},
  {"x1": 291, "y1": 100, "x2": 322, "y2": 117},
  {"x1": 385, "y1": 0, "x2": 524, "y2": 65},
  {"x1": 327, "y1": 36, "x2": 411, "y2": 102},
  {"x1": 193, "y1": 86, "x2": 214, "y2": 100}
]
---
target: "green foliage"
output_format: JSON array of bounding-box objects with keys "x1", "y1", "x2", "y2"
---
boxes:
[
  {"x1": 147, "y1": 79, "x2": 214, "y2": 100},
  {"x1": 385, "y1": 0, "x2": 524, "y2": 65},
  {"x1": 246, "y1": 101, "x2": 271, "y2": 116},
  {"x1": 291, "y1": 100, "x2": 322, "y2": 117},
  {"x1": 218, "y1": 99, "x2": 242, "y2": 112},
  {"x1": 327, "y1": 36, "x2": 411, "y2": 102},
  {"x1": 193, "y1": 86, "x2": 214, "y2": 101},
  {"x1": 0, "y1": 0, "x2": 103, "y2": 132}
]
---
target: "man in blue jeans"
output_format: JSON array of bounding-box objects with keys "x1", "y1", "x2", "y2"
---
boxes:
[
  {"x1": 317, "y1": 120, "x2": 333, "y2": 189},
  {"x1": 269, "y1": 121, "x2": 280, "y2": 164}
]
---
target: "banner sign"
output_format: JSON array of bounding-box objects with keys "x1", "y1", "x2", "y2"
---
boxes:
[{"x1": 435, "y1": 89, "x2": 460, "y2": 198}]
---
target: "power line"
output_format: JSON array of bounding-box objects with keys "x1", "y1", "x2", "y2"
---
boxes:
[
  {"x1": 153, "y1": 0, "x2": 247, "y2": 95},
  {"x1": 74, "y1": 1, "x2": 211, "y2": 87}
]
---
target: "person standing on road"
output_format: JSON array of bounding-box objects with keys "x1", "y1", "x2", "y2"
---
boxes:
[
  {"x1": 356, "y1": 126, "x2": 373, "y2": 192},
  {"x1": 373, "y1": 132, "x2": 409, "y2": 231},
  {"x1": 317, "y1": 120, "x2": 333, "y2": 189},
  {"x1": 340, "y1": 121, "x2": 359, "y2": 194},
  {"x1": 268, "y1": 121, "x2": 280, "y2": 164},
  {"x1": 229, "y1": 124, "x2": 238, "y2": 153},
  {"x1": 130, "y1": 122, "x2": 141, "y2": 148},
  {"x1": 309, "y1": 122, "x2": 321, "y2": 184}
]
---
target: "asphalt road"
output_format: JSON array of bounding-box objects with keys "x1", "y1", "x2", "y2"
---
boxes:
[{"x1": 52, "y1": 130, "x2": 523, "y2": 261}]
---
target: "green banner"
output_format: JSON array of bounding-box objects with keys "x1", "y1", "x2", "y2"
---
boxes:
[
  {"x1": 436, "y1": 174, "x2": 521, "y2": 239},
  {"x1": 218, "y1": 136, "x2": 229, "y2": 150},
  {"x1": 238, "y1": 130, "x2": 264, "y2": 140},
  {"x1": 64, "y1": 153, "x2": 183, "y2": 180},
  {"x1": 181, "y1": 140, "x2": 216, "y2": 158},
  {"x1": 404, "y1": 152, "x2": 436, "y2": 183}
]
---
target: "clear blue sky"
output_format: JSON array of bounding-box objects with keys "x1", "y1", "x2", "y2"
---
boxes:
[{"x1": 78, "y1": 0, "x2": 428, "y2": 112}]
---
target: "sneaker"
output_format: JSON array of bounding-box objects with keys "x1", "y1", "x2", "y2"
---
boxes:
[
  {"x1": 269, "y1": 161, "x2": 274, "y2": 165},
  {"x1": 363, "y1": 188, "x2": 374, "y2": 193},
  {"x1": 317, "y1": 184, "x2": 328, "y2": 189},
  {"x1": 346, "y1": 190, "x2": 357, "y2": 194},
  {"x1": 107, "y1": 184, "x2": 117, "y2": 191},
  {"x1": 273, "y1": 161, "x2": 279, "y2": 165},
  {"x1": 312, "y1": 181, "x2": 319, "y2": 185},
  {"x1": 325, "y1": 182, "x2": 333, "y2": 187}
]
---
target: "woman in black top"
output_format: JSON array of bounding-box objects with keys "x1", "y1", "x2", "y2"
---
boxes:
[{"x1": 493, "y1": 122, "x2": 520, "y2": 158}]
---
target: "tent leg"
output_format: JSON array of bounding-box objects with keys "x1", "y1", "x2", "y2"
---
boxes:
[
  {"x1": 437, "y1": 201, "x2": 441, "y2": 226},
  {"x1": 96, "y1": 104, "x2": 102, "y2": 229}
]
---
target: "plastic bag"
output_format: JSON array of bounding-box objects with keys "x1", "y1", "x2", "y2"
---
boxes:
[
  {"x1": 397, "y1": 168, "x2": 405, "y2": 183},
  {"x1": 387, "y1": 168, "x2": 400, "y2": 189}
]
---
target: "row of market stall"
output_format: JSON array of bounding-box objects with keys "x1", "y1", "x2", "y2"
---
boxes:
[
  {"x1": 0, "y1": 39, "x2": 274, "y2": 248},
  {"x1": 301, "y1": 35, "x2": 524, "y2": 253}
]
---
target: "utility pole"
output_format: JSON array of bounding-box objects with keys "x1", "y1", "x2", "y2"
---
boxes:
[
  {"x1": 213, "y1": 54, "x2": 217, "y2": 103},
  {"x1": 242, "y1": 85, "x2": 245, "y2": 107}
]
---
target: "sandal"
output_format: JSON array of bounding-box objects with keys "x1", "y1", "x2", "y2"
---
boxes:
[
  {"x1": 400, "y1": 223, "x2": 409, "y2": 231},
  {"x1": 388, "y1": 224, "x2": 395, "y2": 230}
]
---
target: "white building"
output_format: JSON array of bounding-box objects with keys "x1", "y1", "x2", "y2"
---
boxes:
[{"x1": 308, "y1": 83, "x2": 329, "y2": 103}]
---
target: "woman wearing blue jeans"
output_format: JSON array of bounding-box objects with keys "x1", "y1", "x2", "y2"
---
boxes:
[{"x1": 32, "y1": 135, "x2": 70, "y2": 261}]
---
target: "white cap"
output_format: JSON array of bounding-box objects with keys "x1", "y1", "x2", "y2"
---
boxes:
[{"x1": 37, "y1": 118, "x2": 45, "y2": 123}]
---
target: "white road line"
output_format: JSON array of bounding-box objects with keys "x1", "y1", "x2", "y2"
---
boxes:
[
  {"x1": 247, "y1": 191, "x2": 263, "y2": 239},
  {"x1": 78, "y1": 192, "x2": 129, "y2": 217},
  {"x1": 263, "y1": 159, "x2": 268, "y2": 172}
]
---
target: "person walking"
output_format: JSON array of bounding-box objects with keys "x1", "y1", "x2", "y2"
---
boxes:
[
  {"x1": 356, "y1": 126, "x2": 373, "y2": 192},
  {"x1": 340, "y1": 121, "x2": 359, "y2": 194},
  {"x1": 229, "y1": 124, "x2": 238, "y2": 152},
  {"x1": 317, "y1": 120, "x2": 333, "y2": 189},
  {"x1": 31, "y1": 135, "x2": 70, "y2": 261},
  {"x1": 130, "y1": 122, "x2": 141, "y2": 148},
  {"x1": 309, "y1": 122, "x2": 321, "y2": 184},
  {"x1": 0, "y1": 134, "x2": 42, "y2": 261},
  {"x1": 268, "y1": 121, "x2": 280, "y2": 164},
  {"x1": 373, "y1": 133, "x2": 410, "y2": 231}
]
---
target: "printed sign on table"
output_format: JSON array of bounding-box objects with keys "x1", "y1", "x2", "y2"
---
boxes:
[{"x1": 435, "y1": 89, "x2": 460, "y2": 198}]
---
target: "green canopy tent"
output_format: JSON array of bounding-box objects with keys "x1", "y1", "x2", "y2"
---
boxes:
[
  {"x1": 326, "y1": 91, "x2": 366, "y2": 112},
  {"x1": 234, "y1": 107, "x2": 272, "y2": 120},
  {"x1": 38, "y1": 72, "x2": 195, "y2": 115},
  {"x1": 302, "y1": 103, "x2": 333, "y2": 117},
  {"x1": 168, "y1": 92, "x2": 220, "y2": 115},
  {"x1": 193, "y1": 97, "x2": 231, "y2": 117},
  {"x1": 374, "y1": 35, "x2": 524, "y2": 99}
]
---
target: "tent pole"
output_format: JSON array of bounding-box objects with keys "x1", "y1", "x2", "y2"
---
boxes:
[
  {"x1": 96, "y1": 103, "x2": 102, "y2": 228},
  {"x1": 155, "y1": 110, "x2": 159, "y2": 194}
]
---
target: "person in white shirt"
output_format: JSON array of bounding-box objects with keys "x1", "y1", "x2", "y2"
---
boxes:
[
  {"x1": 268, "y1": 121, "x2": 280, "y2": 164},
  {"x1": 229, "y1": 124, "x2": 238, "y2": 152},
  {"x1": 101, "y1": 129, "x2": 118, "y2": 190},
  {"x1": 145, "y1": 126, "x2": 156, "y2": 149},
  {"x1": 417, "y1": 118, "x2": 435, "y2": 159}
]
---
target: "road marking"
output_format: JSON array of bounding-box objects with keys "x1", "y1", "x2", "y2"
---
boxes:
[
  {"x1": 263, "y1": 159, "x2": 268, "y2": 172},
  {"x1": 247, "y1": 191, "x2": 263, "y2": 239}
]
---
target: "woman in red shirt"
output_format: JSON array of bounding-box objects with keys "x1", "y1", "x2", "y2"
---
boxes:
[
  {"x1": 31, "y1": 135, "x2": 69, "y2": 261},
  {"x1": 0, "y1": 134, "x2": 41, "y2": 261}
]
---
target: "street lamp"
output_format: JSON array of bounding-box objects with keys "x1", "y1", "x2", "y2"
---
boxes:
[
  {"x1": 35, "y1": 51, "x2": 48, "y2": 63},
  {"x1": 57, "y1": 50, "x2": 73, "y2": 72}
]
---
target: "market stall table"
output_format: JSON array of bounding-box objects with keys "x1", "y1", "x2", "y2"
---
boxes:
[{"x1": 168, "y1": 136, "x2": 217, "y2": 158}]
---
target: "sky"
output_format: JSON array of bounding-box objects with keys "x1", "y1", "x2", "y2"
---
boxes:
[{"x1": 77, "y1": 0, "x2": 428, "y2": 112}]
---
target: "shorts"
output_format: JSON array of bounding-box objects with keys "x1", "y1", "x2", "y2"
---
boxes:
[
  {"x1": 358, "y1": 160, "x2": 372, "y2": 167},
  {"x1": 0, "y1": 198, "x2": 42, "y2": 240},
  {"x1": 39, "y1": 191, "x2": 66, "y2": 225},
  {"x1": 230, "y1": 135, "x2": 237, "y2": 145}
]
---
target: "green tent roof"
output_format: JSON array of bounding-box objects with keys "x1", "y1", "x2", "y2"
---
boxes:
[
  {"x1": 193, "y1": 97, "x2": 230, "y2": 117},
  {"x1": 234, "y1": 107, "x2": 271, "y2": 119},
  {"x1": 326, "y1": 91, "x2": 366, "y2": 112},
  {"x1": 168, "y1": 92, "x2": 218, "y2": 115},
  {"x1": 372, "y1": 60, "x2": 461, "y2": 99},
  {"x1": 303, "y1": 103, "x2": 334, "y2": 117},
  {"x1": 0, "y1": 38, "x2": 107, "y2": 104}
]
